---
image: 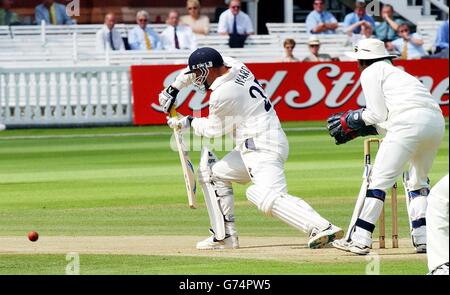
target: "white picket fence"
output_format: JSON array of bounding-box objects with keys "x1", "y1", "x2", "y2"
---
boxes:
[{"x1": 0, "y1": 66, "x2": 132, "y2": 127}]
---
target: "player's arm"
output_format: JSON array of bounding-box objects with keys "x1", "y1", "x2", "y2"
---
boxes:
[
  {"x1": 359, "y1": 67, "x2": 388, "y2": 125},
  {"x1": 191, "y1": 92, "x2": 240, "y2": 138},
  {"x1": 158, "y1": 68, "x2": 195, "y2": 113},
  {"x1": 326, "y1": 68, "x2": 384, "y2": 145}
]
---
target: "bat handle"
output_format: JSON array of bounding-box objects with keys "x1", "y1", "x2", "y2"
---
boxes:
[{"x1": 169, "y1": 106, "x2": 177, "y2": 118}]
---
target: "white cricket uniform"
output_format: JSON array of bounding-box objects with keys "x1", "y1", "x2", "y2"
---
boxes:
[
  {"x1": 426, "y1": 174, "x2": 449, "y2": 272},
  {"x1": 192, "y1": 57, "x2": 331, "y2": 234},
  {"x1": 192, "y1": 57, "x2": 288, "y2": 195},
  {"x1": 351, "y1": 60, "x2": 445, "y2": 247}
]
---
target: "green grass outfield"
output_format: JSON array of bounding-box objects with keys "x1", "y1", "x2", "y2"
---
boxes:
[{"x1": 0, "y1": 121, "x2": 448, "y2": 275}]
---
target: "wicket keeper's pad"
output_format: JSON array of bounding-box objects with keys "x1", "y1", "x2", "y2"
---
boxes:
[
  {"x1": 198, "y1": 147, "x2": 226, "y2": 240},
  {"x1": 247, "y1": 185, "x2": 330, "y2": 234}
]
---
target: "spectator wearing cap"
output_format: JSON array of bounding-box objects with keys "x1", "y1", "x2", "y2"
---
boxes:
[
  {"x1": 303, "y1": 36, "x2": 332, "y2": 62},
  {"x1": 35, "y1": 0, "x2": 74, "y2": 25},
  {"x1": 434, "y1": 19, "x2": 449, "y2": 53},
  {"x1": 0, "y1": 0, "x2": 20, "y2": 25},
  {"x1": 160, "y1": 10, "x2": 197, "y2": 51},
  {"x1": 180, "y1": 0, "x2": 210, "y2": 35},
  {"x1": 217, "y1": 0, "x2": 254, "y2": 47},
  {"x1": 375, "y1": 4, "x2": 404, "y2": 43},
  {"x1": 128, "y1": 10, "x2": 161, "y2": 50},
  {"x1": 96, "y1": 13, "x2": 125, "y2": 52},
  {"x1": 344, "y1": 1, "x2": 376, "y2": 35},
  {"x1": 392, "y1": 23, "x2": 427, "y2": 60},
  {"x1": 305, "y1": 0, "x2": 338, "y2": 34},
  {"x1": 280, "y1": 38, "x2": 300, "y2": 62}
]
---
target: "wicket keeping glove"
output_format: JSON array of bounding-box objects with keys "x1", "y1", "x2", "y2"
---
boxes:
[
  {"x1": 328, "y1": 109, "x2": 378, "y2": 145},
  {"x1": 167, "y1": 115, "x2": 193, "y2": 130}
]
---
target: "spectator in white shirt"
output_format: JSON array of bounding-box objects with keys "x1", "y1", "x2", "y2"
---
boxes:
[
  {"x1": 392, "y1": 23, "x2": 427, "y2": 60},
  {"x1": 128, "y1": 10, "x2": 161, "y2": 50},
  {"x1": 95, "y1": 13, "x2": 125, "y2": 53},
  {"x1": 218, "y1": 0, "x2": 253, "y2": 36},
  {"x1": 160, "y1": 10, "x2": 197, "y2": 51},
  {"x1": 180, "y1": 0, "x2": 210, "y2": 35},
  {"x1": 218, "y1": 0, "x2": 254, "y2": 47}
]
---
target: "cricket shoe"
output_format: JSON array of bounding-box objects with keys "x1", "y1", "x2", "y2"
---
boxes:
[
  {"x1": 196, "y1": 230, "x2": 239, "y2": 250},
  {"x1": 332, "y1": 239, "x2": 370, "y2": 255},
  {"x1": 412, "y1": 233, "x2": 427, "y2": 253},
  {"x1": 415, "y1": 244, "x2": 427, "y2": 254},
  {"x1": 308, "y1": 224, "x2": 344, "y2": 249},
  {"x1": 332, "y1": 238, "x2": 351, "y2": 252},
  {"x1": 428, "y1": 263, "x2": 449, "y2": 275}
]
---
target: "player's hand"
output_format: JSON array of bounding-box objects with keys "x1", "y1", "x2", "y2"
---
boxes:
[
  {"x1": 334, "y1": 129, "x2": 358, "y2": 145},
  {"x1": 172, "y1": 69, "x2": 195, "y2": 90},
  {"x1": 167, "y1": 115, "x2": 193, "y2": 130},
  {"x1": 326, "y1": 111, "x2": 345, "y2": 137},
  {"x1": 327, "y1": 109, "x2": 365, "y2": 135},
  {"x1": 158, "y1": 85, "x2": 179, "y2": 114}
]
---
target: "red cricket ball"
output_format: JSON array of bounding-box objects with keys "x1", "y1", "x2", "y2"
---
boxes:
[{"x1": 28, "y1": 231, "x2": 39, "y2": 242}]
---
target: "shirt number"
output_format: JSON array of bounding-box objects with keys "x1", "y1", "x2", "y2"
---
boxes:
[{"x1": 249, "y1": 80, "x2": 272, "y2": 112}]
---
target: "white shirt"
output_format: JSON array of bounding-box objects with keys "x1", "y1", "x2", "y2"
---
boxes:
[
  {"x1": 217, "y1": 10, "x2": 254, "y2": 35},
  {"x1": 360, "y1": 60, "x2": 442, "y2": 129},
  {"x1": 191, "y1": 57, "x2": 288, "y2": 158},
  {"x1": 95, "y1": 25, "x2": 125, "y2": 52},
  {"x1": 392, "y1": 33, "x2": 428, "y2": 59},
  {"x1": 128, "y1": 25, "x2": 161, "y2": 50},
  {"x1": 160, "y1": 25, "x2": 197, "y2": 51}
]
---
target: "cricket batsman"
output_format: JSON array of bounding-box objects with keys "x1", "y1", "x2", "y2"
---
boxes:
[
  {"x1": 158, "y1": 47, "x2": 343, "y2": 250},
  {"x1": 327, "y1": 39, "x2": 445, "y2": 255}
]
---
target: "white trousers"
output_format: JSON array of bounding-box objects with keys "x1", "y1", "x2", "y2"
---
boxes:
[
  {"x1": 210, "y1": 141, "x2": 331, "y2": 234},
  {"x1": 354, "y1": 109, "x2": 445, "y2": 246},
  {"x1": 427, "y1": 174, "x2": 449, "y2": 272}
]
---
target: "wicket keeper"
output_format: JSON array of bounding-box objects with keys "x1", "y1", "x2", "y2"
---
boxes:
[{"x1": 327, "y1": 39, "x2": 445, "y2": 255}]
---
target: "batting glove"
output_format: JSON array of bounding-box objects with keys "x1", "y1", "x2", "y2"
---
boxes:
[
  {"x1": 172, "y1": 67, "x2": 196, "y2": 90},
  {"x1": 158, "y1": 85, "x2": 179, "y2": 114},
  {"x1": 167, "y1": 115, "x2": 193, "y2": 130}
]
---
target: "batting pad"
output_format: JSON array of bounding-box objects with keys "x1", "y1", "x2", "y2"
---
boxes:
[
  {"x1": 246, "y1": 185, "x2": 330, "y2": 234},
  {"x1": 199, "y1": 147, "x2": 226, "y2": 240}
]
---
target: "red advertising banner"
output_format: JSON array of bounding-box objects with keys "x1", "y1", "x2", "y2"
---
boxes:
[{"x1": 131, "y1": 60, "x2": 449, "y2": 125}]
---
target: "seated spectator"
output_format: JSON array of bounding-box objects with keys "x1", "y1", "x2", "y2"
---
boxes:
[
  {"x1": 392, "y1": 24, "x2": 427, "y2": 59},
  {"x1": 346, "y1": 19, "x2": 373, "y2": 37},
  {"x1": 217, "y1": 0, "x2": 254, "y2": 48},
  {"x1": 128, "y1": 10, "x2": 161, "y2": 50},
  {"x1": 160, "y1": 10, "x2": 197, "y2": 51},
  {"x1": 180, "y1": 0, "x2": 210, "y2": 35},
  {"x1": 434, "y1": 19, "x2": 449, "y2": 53},
  {"x1": 303, "y1": 35, "x2": 332, "y2": 62},
  {"x1": 35, "y1": 0, "x2": 74, "y2": 25},
  {"x1": 95, "y1": 13, "x2": 125, "y2": 53},
  {"x1": 305, "y1": 0, "x2": 338, "y2": 34},
  {"x1": 375, "y1": 4, "x2": 404, "y2": 43},
  {"x1": 344, "y1": 0, "x2": 375, "y2": 35},
  {"x1": 280, "y1": 38, "x2": 300, "y2": 62},
  {"x1": 349, "y1": 22, "x2": 375, "y2": 46},
  {"x1": 0, "y1": 0, "x2": 20, "y2": 25}
]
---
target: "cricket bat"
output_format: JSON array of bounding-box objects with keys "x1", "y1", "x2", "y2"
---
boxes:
[{"x1": 169, "y1": 106, "x2": 197, "y2": 209}]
